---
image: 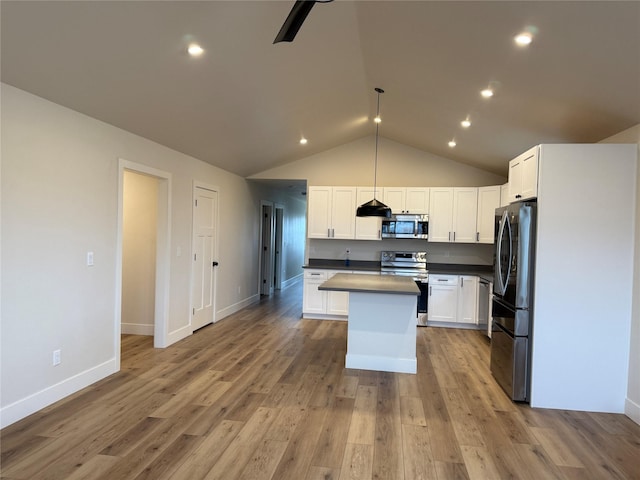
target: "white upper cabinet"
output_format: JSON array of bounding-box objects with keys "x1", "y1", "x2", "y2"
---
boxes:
[
  {"x1": 355, "y1": 187, "x2": 382, "y2": 241},
  {"x1": 476, "y1": 186, "x2": 500, "y2": 243},
  {"x1": 508, "y1": 146, "x2": 539, "y2": 202},
  {"x1": 428, "y1": 188, "x2": 454, "y2": 242},
  {"x1": 452, "y1": 187, "x2": 478, "y2": 243},
  {"x1": 500, "y1": 183, "x2": 510, "y2": 207},
  {"x1": 383, "y1": 187, "x2": 430, "y2": 214},
  {"x1": 307, "y1": 186, "x2": 357, "y2": 239},
  {"x1": 429, "y1": 187, "x2": 478, "y2": 243}
]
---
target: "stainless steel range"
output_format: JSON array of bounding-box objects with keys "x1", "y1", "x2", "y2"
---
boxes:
[{"x1": 381, "y1": 251, "x2": 429, "y2": 326}]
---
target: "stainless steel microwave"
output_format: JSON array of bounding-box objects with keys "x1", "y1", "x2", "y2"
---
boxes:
[{"x1": 381, "y1": 214, "x2": 429, "y2": 239}]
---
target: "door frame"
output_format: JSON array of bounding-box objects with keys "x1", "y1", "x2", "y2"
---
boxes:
[
  {"x1": 260, "y1": 201, "x2": 274, "y2": 296},
  {"x1": 116, "y1": 159, "x2": 172, "y2": 365},
  {"x1": 274, "y1": 205, "x2": 284, "y2": 291},
  {"x1": 191, "y1": 182, "x2": 220, "y2": 329}
]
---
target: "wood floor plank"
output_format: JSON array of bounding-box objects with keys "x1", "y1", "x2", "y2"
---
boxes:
[
  {"x1": 169, "y1": 419, "x2": 244, "y2": 480},
  {"x1": 2, "y1": 283, "x2": 639, "y2": 480},
  {"x1": 202, "y1": 406, "x2": 279, "y2": 480},
  {"x1": 346, "y1": 385, "x2": 378, "y2": 445},
  {"x1": 339, "y1": 443, "x2": 373, "y2": 480},
  {"x1": 372, "y1": 373, "x2": 404, "y2": 480},
  {"x1": 401, "y1": 423, "x2": 438, "y2": 479}
]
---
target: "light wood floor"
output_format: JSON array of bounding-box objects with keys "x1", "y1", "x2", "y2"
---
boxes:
[{"x1": 2, "y1": 283, "x2": 639, "y2": 480}]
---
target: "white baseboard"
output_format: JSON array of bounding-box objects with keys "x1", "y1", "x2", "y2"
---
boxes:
[
  {"x1": 345, "y1": 353, "x2": 417, "y2": 374},
  {"x1": 217, "y1": 294, "x2": 260, "y2": 321},
  {"x1": 625, "y1": 396, "x2": 640, "y2": 425},
  {"x1": 281, "y1": 274, "x2": 302, "y2": 290},
  {"x1": 0, "y1": 358, "x2": 117, "y2": 429},
  {"x1": 167, "y1": 324, "x2": 193, "y2": 346},
  {"x1": 121, "y1": 323, "x2": 154, "y2": 335}
]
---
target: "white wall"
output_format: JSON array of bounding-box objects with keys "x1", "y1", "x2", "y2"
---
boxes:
[
  {"x1": 599, "y1": 125, "x2": 640, "y2": 424},
  {"x1": 121, "y1": 171, "x2": 158, "y2": 335},
  {"x1": 249, "y1": 136, "x2": 507, "y2": 187},
  {"x1": 531, "y1": 144, "x2": 636, "y2": 414},
  {"x1": 0, "y1": 84, "x2": 264, "y2": 427}
]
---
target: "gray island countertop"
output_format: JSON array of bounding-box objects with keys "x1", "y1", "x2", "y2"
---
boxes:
[{"x1": 319, "y1": 273, "x2": 420, "y2": 295}]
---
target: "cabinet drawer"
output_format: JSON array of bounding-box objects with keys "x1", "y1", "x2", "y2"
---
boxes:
[
  {"x1": 304, "y1": 270, "x2": 327, "y2": 280},
  {"x1": 429, "y1": 274, "x2": 458, "y2": 285}
]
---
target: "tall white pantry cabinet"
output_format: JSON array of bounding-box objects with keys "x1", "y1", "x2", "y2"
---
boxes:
[{"x1": 529, "y1": 144, "x2": 637, "y2": 414}]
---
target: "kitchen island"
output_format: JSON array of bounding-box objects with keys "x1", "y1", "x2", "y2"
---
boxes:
[{"x1": 319, "y1": 273, "x2": 420, "y2": 374}]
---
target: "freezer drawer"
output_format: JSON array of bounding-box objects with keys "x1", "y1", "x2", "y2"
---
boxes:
[{"x1": 490, "y1": 322, "x2": 529, "y2": 402}]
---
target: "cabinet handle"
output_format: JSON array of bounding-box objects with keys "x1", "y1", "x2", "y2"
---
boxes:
[
  {"x1": 461, "y1": 277, "x2": 464, "y2": 287},
  {"x1": 378, "y1": 229, "x2": 381, "y2": 239},
  {"x1": 327, "y1": 228, "x2": 331, "y2": 238},
  {"x1": 429, "y1": 286, "x2": 432, "y2": 296},
  {"x1": 332, "y1": 228, "x2": 335, "y2": 237},
  {"x1": 453, "y1": 232, "x2": 456, "y2": 241},
  {"x1": 476, "y1": 232, "x2": 479, "y2": 242},
  {"x1": 448, "y1": 232, "x2": 451, "y2": 241},
  {"x1": 437, "y1": 279, "x2": 448, "y2": 282}
]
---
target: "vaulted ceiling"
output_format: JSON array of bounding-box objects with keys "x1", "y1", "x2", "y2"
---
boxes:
[{"x1": 2, "y1": 1, "x2": 638, "y2": 177}]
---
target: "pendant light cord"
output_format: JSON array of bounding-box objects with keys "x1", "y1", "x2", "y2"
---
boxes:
[{"x1": 374, "y1": 88, "x2": 382, "y2": 198}]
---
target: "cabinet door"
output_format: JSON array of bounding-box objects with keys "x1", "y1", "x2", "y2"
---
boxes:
[
  {"x1": 457, "y1": 275, "x2": 478, "y2": 324},
  {"x1": 500, "y1": 183, "x2": 510, "y2": 207},
  {"x1": 477, "y1": 186, "x2": 500, "y2": 243},
  {"x1": 303, "y1": 277, "x2": 326, "y2": 314},
  {"x1": 326, "y1": 272, "x2": 349, "y2": 315},
  {"x1": 428, "y1": 275, "x2": 458, "y2": 322},
  {"x1": 428, "y1": 188, "x2": 454, "y2": 242},
  {"x1": 521, "y1": 148, "x2": 539, "y2": 200},
  {"x1": 508, "y1": 146, "x2": 539, "y2": 202},
  {"x1": 307, "y1": 187, "x2": 332, "y2": 238},
  {"x1": 382, "y1": 188, "x2": 405, "y2": 213},
  {"x1": 508, "y1": 158, "x2": 523, "y2": 203},
  {"x1": 355, "y1": 187, "x2": 382, "y2": 240},
  {"x1": 331, "y1": 187, "x2": 357, "y2": 239},
  {"x1": 453, "y1": 188, "x2": 478, "y2": 243},
  {"x1": 405, "y1": 188, "x2": 430, "y2": 214}
]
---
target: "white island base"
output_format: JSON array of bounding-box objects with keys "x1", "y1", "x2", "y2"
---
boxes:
[{"x1": 319, "y1": 273, "x2": 419, "y2": 374}]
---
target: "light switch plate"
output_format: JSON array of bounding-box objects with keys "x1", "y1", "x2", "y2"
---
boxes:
[{"x1": 87, "y1": 251, "x2": 94, "y2": 266}]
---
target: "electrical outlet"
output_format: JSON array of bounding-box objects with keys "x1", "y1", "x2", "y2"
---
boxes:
[
  {"x1": 86, "y1": 251, "x2": 94, "y2": 266},
  {"x1": 53, "y1": 349, "x2": 61, "y2": 366}
]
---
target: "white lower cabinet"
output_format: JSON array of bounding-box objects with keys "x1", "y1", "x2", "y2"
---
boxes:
[
  {"x1": 457, "y1": 275, "x2": 478, "y2": 324},
  {"x1": 428, "y1": 275, "x2": 458, "y2": 322},
  {"x1": 302, "y1": 270, "x2": 327, "y2": 315},
  {"x1": 303, "y1": 269, "x2": 351, "y2": 319},
  {"x1": 429, "y1": 274, "x2": 479, "y2": 325}
]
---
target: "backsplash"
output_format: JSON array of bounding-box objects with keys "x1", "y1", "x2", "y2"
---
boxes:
[{"x1": 307, "y1": 239, "x2": 494, "y2": 266}]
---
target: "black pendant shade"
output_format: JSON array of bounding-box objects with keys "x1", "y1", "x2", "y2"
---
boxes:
[
  {"x1": 356, "y1": 198, "x2": 392, "y2": 218},
  {"x1": 356, "y1": 87, "x2": 391, "y2": 218}
]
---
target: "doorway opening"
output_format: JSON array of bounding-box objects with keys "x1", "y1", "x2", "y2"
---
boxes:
[
  {"x1": 117, "y1": 159, "x2": 171, "y2": 369},
  {"x1": 260, "y1": 202, "x2": 284, "y2": 296}
]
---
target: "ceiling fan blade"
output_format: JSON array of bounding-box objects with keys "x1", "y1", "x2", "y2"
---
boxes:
[{"x1": 273, "y1": 0, "x2": 317, "y2": 44}]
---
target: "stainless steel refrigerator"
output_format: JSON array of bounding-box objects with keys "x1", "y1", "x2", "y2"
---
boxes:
[{"x1": 491, "y1": 200, "x2": 536, "y2": 402}]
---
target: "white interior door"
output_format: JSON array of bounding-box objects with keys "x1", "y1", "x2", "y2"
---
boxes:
[{"x1": 192, "y1": 187, "x2": 218, "y2": 331}]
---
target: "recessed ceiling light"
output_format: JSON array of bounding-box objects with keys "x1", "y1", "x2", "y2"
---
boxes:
[
  {"x1": 461, "y1": 118, "x2": 471, "y2": 128},
  {"x1": 374, "y1": 115, "x2": 382, "y2": 124},
  {"x1": 515, "y1": 32, "x2": 533, "y2": 46},
  {"x1": 299, "y1": 137, "x2": 308, "y2": 145},
  {"x1": 448, "y1": 140, "x2": 457, "y2": 148},
  {"x1": 187, "y1": 43, "x2": 204, "y2": 56},
  {"x1": 481, "y1": 88, "x2": 494, "y2": 98}
]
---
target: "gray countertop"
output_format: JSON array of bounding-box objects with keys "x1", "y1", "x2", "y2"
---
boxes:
[
  {"x1": 304, "y1": 258, "x2": 493, "y2": 281},
  {"x1": 319, "y1": 273, "x2": 420, "y2": 295}
]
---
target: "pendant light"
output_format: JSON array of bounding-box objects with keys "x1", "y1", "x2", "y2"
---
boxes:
[{"x1": 356, "y1": 88, "x2": 392, "y2": 218}]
